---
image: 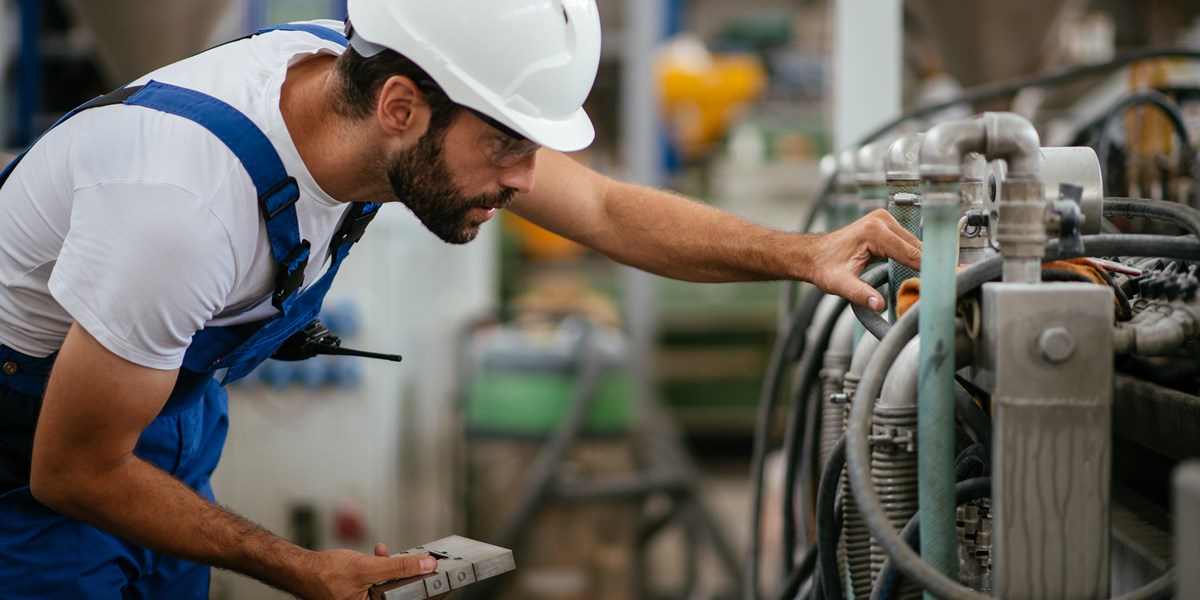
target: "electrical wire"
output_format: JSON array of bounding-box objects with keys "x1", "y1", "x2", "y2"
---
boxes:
[{"x1": 845, "y1": 234, "x2": 1199, "y2": 600}]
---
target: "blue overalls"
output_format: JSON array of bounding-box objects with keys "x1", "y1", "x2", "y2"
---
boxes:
[{"x1": 0, "y1": 24, "x2": 377, "y2": 598}]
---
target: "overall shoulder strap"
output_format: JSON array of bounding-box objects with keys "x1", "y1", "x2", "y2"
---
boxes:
[
  {"x1": 122, "y1": 81, "x2": 311, "y2": 312},
  {"x1": 2, "y1": 23, "x2": 375, "y2": 314}
]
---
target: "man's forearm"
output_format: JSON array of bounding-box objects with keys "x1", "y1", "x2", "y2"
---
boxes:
[
  {"x1": 582, "y1": 182, "x2": 815, "y2": 283},
  {"x1": 35, "y1": 454, "x2": 313, "y2": 595}
]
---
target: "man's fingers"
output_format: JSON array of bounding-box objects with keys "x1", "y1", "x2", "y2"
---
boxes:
[
  {"x1": 835, "y1": 278, "x2": 884, "y2": 311},
  {"x1": 870, "y1": 209, "x2": 922, "y2": 254},
  {"x1": 375, "y1": 543, "x2": 389, "y2": 557},
  {"x1": 366, "y1": 555, "x2": 438, "y2": 583},
  {"x1": 877, "y1": 229, "x2": 922, "y2": 272}
]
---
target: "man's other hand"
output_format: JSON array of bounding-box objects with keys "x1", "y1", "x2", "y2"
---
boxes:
[
  {"x1": 807, "y1": 209, "x2": 922, "y2": 309},
  {"x1": 295, "y1": 544, "x2": 439, "y2": 600}
]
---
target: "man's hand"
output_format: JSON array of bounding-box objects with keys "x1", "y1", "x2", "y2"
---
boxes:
[
  {"x1": 805, "y1": 209, "x2": 922, "y2": 309},
  {"x1": 293, "y1": 544, "x2": 438, "y2": 600}
]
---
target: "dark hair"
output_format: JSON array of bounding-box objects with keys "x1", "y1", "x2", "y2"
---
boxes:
[{"x1": 332, "y1": 44, "x2": 461, "y2": 134}]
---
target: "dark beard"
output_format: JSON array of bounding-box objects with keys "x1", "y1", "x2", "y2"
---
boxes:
[{"x1": 386, "y1": 127, "x2": 516, "y2": 244}]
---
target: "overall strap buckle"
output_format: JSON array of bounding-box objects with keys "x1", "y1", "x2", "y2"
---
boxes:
[
  {"x1": 273, "y1": 240, "x2": 311, "y2": 310},
  {"x1": 331, "y1": 203, "x2": 380, "y2": 255},
  {"x1": 259, "y1": 176, "x2": 300, "y2": 220}
]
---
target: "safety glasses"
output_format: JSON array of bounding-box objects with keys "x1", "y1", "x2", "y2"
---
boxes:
[
  {"x1": 414, "y1": 78, "x2": 541, "y2": 168},
  {"x1": 463, "y1": 106, "x2": 541, "y2": 168}
]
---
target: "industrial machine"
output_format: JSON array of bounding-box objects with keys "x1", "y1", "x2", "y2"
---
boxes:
[{"x1": 746, "y1": 50, "x2": 1200, "y2": 600}]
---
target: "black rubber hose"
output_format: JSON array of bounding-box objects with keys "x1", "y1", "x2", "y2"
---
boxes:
[
  {"x1": 772, "y1": 543, "x2": 819, "y2": 600},
  {"x1": 853, "y1": 266, "x2": 892, "y2": 340},
  {"x1": 816, "y1": 435, "x2": 847, "y2": 600},
  {"x1": 782, "y1": 294, "x2": 851, "y2": 576},
  {"x1": 954, "y1": 444, "x2": 989, "y2": 481},
  {"x1": 747, "y1": 288, "x2": 826, "y2": 600},
  {"x1": 846, "y1": 234, "x2": 1198, "y2": 600},
  {"x1": 952, "y1": 379, "x2": 992, "y2": 452},
  {"x1": 868, "y1": 478, "x2": 993, "y2": 600},
  {"x1": 1094, "y1": 92, "x2": 1194, "y2": 197},
  {"x1": 1104, "y1": 196, "x2": 1200, "y2": 238}
]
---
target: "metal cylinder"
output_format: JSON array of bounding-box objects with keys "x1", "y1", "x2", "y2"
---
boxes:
[
  {"x1": 870, "y1": 404, "x2": 921, "y2": 600},
  {"x1": 838, "y1": 335, "x2": 880, "y2": 600},
  {"x1": 869, "y1": 337, "x2": 922, "y2": 599},
  {"x1": 994, "y1": 178, "x2": 1048, "y2": 283},
  {"x1": 842, "y1": 412, "x2": 874, "y2": 599},
  {"x1": 858, "y1": 138, "x2": 895, "y2": 217},
  {"x1": 819, "y1": 309, "x2": 858, "y2": 469},
  {"x1": 830, "y1": 148, "x2": 861, "y2": 231},
  {"x1": 959, "y1": 153, "x2": 993, "y2": 265}
]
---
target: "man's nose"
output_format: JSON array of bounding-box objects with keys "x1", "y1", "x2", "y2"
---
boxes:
[{"x1": 497, "y1": 152, "x2": 537, "y2": 194}]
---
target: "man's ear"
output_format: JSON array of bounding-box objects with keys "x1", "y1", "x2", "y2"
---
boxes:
[{"x1": 376, "y1": 75, "x2": 426, "y2": 137}]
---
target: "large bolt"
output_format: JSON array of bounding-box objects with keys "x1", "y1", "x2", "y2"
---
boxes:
[{"x1": 1038, "y1": 326, "x2": 1076, "y2": 363}]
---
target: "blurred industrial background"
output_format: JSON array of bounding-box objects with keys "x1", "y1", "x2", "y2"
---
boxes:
[{"x1": 4, "y1": 0, "x2": 1200, "y2": 599}]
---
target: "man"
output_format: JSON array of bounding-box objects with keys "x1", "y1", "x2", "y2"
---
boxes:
[{"x1": 0, "y1": 1, "x2": 920, "y2": 598}]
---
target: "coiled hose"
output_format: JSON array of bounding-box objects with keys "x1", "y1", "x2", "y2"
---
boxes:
[{"x1": 845, "y1": 234, "x2": 1198, "y2": 599}]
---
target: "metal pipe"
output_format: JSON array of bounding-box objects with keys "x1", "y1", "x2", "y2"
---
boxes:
[
  {"x1": 913, "y1": 179, "x2": 961, "y2": 592},
  {"x1": 914, "y1": 113, "x2": 1044, "y2": 594}
]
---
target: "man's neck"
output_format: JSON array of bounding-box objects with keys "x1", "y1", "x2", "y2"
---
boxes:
[{"x1": 279, "y1": 54, "x2": 388, "y2": 203}]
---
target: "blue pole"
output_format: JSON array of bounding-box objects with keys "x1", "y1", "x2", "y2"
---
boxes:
[{"x1": 17, "y1": 0, "x2": 42, "y2": 147}]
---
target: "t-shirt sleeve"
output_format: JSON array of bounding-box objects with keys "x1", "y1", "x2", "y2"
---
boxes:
[{"x1": 49, "y1": 181, "x2": 237, "y2": 370}]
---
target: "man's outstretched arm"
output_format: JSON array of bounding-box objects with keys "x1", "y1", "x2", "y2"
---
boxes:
[
  {"x1": 511, "y1": 150, "x2": 921, "y2": 309},
  {"x1": 30, "y1": 323, "x2": 434, "y2": 599}
]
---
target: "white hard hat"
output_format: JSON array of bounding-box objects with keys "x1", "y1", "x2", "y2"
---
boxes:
[{"x1": 346, "y1": 0, "x2": 601, "y2": 152}]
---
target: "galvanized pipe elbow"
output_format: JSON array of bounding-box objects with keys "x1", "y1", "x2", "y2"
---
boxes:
[
  {"x1": 919, "y1": 117, "x2": 988, "y2": 181},
  {"x1": 885, "y1": 133, "x2": 924, "y2": 184},
  {"x1": 858, "y1": 138, "x2": 894, "y2": 189},
  {"x1": 918, "y1": 112, "x2": 1042, "y2": 181},
  {"x1": 981, "y1": 112, "x2": 1042, "y2": 178}
]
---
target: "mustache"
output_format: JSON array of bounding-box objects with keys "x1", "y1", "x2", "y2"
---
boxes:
[{"x1": 467, "y1": 188, "x2": 518, "y2": 211}]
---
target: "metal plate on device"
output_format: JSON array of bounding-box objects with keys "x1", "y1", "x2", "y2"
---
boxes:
[{"x1": 368, "y1": 536, "x2": 515, "y2": 600}]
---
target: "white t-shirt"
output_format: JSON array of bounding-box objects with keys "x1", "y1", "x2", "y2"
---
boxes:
[{"x1": 0, "y1": 20, "x2": 356, "y2": 370}]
